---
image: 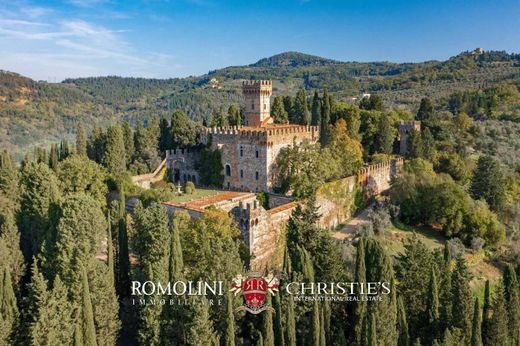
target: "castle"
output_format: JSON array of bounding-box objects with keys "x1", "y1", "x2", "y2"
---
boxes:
[
  {"x1": 167, "y1": 80, "x2": 319, "y2": 192},
  {"x1": 132, "y1": 80, "x2": 405, "y2": 269}
]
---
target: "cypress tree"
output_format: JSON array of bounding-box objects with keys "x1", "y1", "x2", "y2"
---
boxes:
[
  {"x1": 73, "y1": 322, "x2": 83, "y2": 346},
  {"x1": 413, "y1": 338, "x2": 421, "y2": 346},
  {"x1": 311, "y1": 297, "x2": 320, "y2": 346},
  {"x1": 427, "y1": 267, "x2": 439, "y2": 323},
  {"x1": 271, "y1": 96, "x2": 289, "y2": 124},
  {"x1": 470, "y1": 298, "x2": 482, "y2": 346},
  {"x1": 503, "y1": 264, "x2": 520, "y2": 344},
  {"x1": 272, "y1": 293, "x2": 284, "y2": 346},
  {"x1": 76, "y1": 123, "x2": 87, "y2": 156},
  {"x1": 0, "y1": 212, "x2": 25, "y2": 284},
  {"x1": 440, "y1": 245, "x2": 453, "y2": 331},
  {"x1": 117, "y1": 188, "x2": 130, "y2": 298},
  {"x1": 285, "y1": 295, "x2": 296, "y2": 346},
  {"x1": 319, "y1": 303, "x2": 326, "y2": 346},
  {"x1": 256, "y1": 331, "x2": 264, "y2": 346},
  {"x1": 397, "y1": 296, "x2": 410, "y2": 346},
  {"x1": 320, "y1": 89, "x2": 331, "y2": 146},
  {"x1": 224, "y1": 291, "x2": 235, "y2": 346},
  {"x1": 106, "y1": 214, "x2": 114, "y2": 288},
  {"x1": 488, "y1": 284, "x2": 509, "y2": 346},
  {"x1": 367, "y1": 313, "x2": 377, "y2": 346},
  {"x1": 262, "y1": 295, "x2": 274, "y2": 346},
  {"x1": 49, "y1": 143, "x2": 59, "y2": 171},
  {"x1": 187, "y1": 297, "x2": 216, "y2": 346},
  {"x1": 353, "y1": 238, "x2": 367, "y2": 346},
  {"x1": 323, "y1": 300, "x2": 331, "y2": 345},
  {"x1": 376, "y1": 113, "x2": 394, "y2": 155},
  {"x1": 311, "y1": 91, "x2": 321, "y2": 126},
  {"x1": 121, "y1": 122, "x2": 134, "y2": 162},
  {"x1": 103, "y1": 125, "x2": 126, "y2": 175},
  {"x1": 451, "y1": 257, "x2": 472, "y2": 341},
  {"x1": 0, "y1": 264, "x2": 17, "y2": 343},
  {"x1": 81, "y1": 266, "x2": 98, "y2": 346},
  {"x1": 481, "y1": 280, "x2": 492, "y2": 346},
  {"x1": 169, "y1": 212, "x2": 185, "y2": 281},
  {"x1": 60, "y1": 139, "x2": 70, "y2": 160},
  {"x1": 293, "y1": 90, "x2": 310, "y2": 125}
]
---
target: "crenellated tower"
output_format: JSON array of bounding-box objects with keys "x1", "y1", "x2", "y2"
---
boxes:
[{"x1": 242, "y1": 80, "x2": 273, "y2": 127}]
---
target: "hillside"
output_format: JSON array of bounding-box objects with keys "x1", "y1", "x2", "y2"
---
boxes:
[{"x1": 1, "y1": 49, "x2": 520, "y2": 158}]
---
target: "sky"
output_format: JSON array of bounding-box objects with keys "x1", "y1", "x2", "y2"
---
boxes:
[{"x1": 0, "y1": 0, "x2": 519, "y2": 81}]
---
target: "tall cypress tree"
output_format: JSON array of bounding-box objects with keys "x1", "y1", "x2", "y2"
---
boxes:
[
  {"x1": 376, "y1": 113, "x2": 394, "y2": 155},
  {"x1": 103, "y1": 125, "x2": 126, "y2": 175},
  {"x1": 224, "y1": 291, "x2": 235, "y2": 346},
  {"x1": 311, "y1": 91, "x2": 321, "y2": 126},
  {"x1": 367, "y1": 313, "x2": 377, "y2": 346},
  {"x1": 451, "y1": 257, "x2": 472, "y2": 341},
  {"x1": 169, "y1": 212, "x2": 185, "y2": 281},
  {"x1": 187, "y1": 297, "x2": 216, "y2": 346},
  {"x1": 470, "y1": 298, "x2": 482, "y2": 346},
  {"x1": 320, "y1": 89, "x2": 331, "y2": 146},
  {"x1": 319, "y1": 303, "x2": 326, "y2": 346},
  {"x1": 353, "y1": 238, "x2": 367, "y2": 346},
  {"x1": 117, "y1": 188, "x2": 130, "y2": 298},
  {"x1": 397, "y1": 296, "x2": 410, "y2": 346},
  {"x1": 481, "y1": 280, "x2": 492, "y2": 346},
  {"x1": 106, "y1": 214, "x2": 114, "y2": 288},
  {"x1": 49, "y1": 143, "x2": 59, "y2": 172},
  {"x1": 76, "y1": 123, "x2": 87, "y2": 157},
  {"x1": 262, "y1": 295, "x2": 274, "y2": 346},
  {"x1": 81, "y1": 266, "x2": 98, "y2": 346},
  {"x1": 293, "y1": 90, "x2": 310, "y2": 125},
  {"x1": 311, "y1": 297, "x2": 320, "y2": 346},
  {"x1": 285, "y1": 295, "x2": 296, "y2": 346},
  {"x1": 272, "y1": 293, "x2": 284, "y2": 346},
  {"x1": 0, "y1": 264, "x2": 17, "y2": 344},
  {"x1": 440, "y1": 244, "x2": 453, "y2": 331},
  {"x1": 426, "y1": 267, "x2": 440, "y2": 341},
  {"x1": 488, "y1": 284, "x2": 509, "y2": 346},
  {"x1": 503, "y1": 264, "x2": 520, "y2": 344}
]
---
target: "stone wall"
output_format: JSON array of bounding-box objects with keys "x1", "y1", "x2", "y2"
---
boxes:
[
  {"x1": 131, "y1": 158, "x2": 167, "y2": 189},
  {"x1": 165, "y1": 148, "x2": 201, "y2": 184}
]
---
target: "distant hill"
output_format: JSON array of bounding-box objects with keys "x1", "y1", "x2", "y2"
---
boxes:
[{"x1": 1, "y1": 49, "x2": 520, "y2": 158}]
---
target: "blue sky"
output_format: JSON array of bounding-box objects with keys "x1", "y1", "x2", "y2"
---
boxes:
[{"x1": 0, "y1": 0, "x2": 518, "y2": 81}]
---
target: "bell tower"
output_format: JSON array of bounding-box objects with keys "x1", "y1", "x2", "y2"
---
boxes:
[{"x1": 242, "y1": 80, "x2": 273, "y2": 127}]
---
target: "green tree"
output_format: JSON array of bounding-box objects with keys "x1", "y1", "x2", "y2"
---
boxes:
[
  {"x1": 106, "y1": 215, "x2": 114, "y2": 287},
  {"x1": 103, "y1": 125, "x2": 126, "y2": 175},
  {"x1": 408, "y1": 129, "x2": 424, "y2": 159},
  {"x1": 470, "y1": 155, "x2": 505, "y2": 211},
  {"x1": 49, "y1": 143, "x2": 59, "y2": 172},
  {"x1": 311, "y1": 91, "x2": 321, "y2": 126},
  {"x1": 325, "y1": 119, "x2": 363, "y2": 179},
  {"x1": 0, "y1": 264, "x2": 17, "y2": 344},
  {"x1": 488, "y1": 285, "x2": 509, "y2": 346},
  {"x1": 353, "y1": 238, "x2": 367, "y2": 345},
  {"x1": 359, "y1": 95, "x2": 383, "y2": 111},
  {"x1": 271, "y1": 96, "x2": 288, "y2": 124},
  {"x1": 0, "y1": 150, "x2": 19, "y2": 212},
  {"x1": 417, "y1": 98, "x2": 434, "y2": 121},
  {"x1": 81, "y1": 266, "x2": 98, "y2": 346},
  {"x1": 421, "y1": 128, "x2": 435, "y2": 161},
  {"x1": 426, "y1": 267, "x2": 440, "y2": 338},
  {"x1": 451, "y1": 257, "x2": 472, "y2": 342},
  {"x1": 187, "y1": 297, "x2": 217, "y2": 346},
  {"x1": 227, "y1": 104, "x2": 242, "y2": 126},
  {"x1": 87, "y1": 125, "x2": 106, "y2": 164},
  {"x1": 397, "y1": 296, "x2": 410, "y2": 346},
  {"x1": 367, "y1": 312, "x2": 377, "y2": 346},
  {"x1": 19, "y1": 161, "x2": 60, "y2": 262},
  {"x1": 159, "y1": 117, "x2": 171, "y2": 152},
  {"x1": 311, "y1": 298, "x2": 320, "y2": 346},
  {"x1": 0, "y1": 212, "x2": 25, "y2": 285},
  {"x1": 57, "y1": 155, "x2": 108, "y2": 207},
  {"x1": 503, "y1": 264, "x2": 520, "y2": 344},
  {"x1": 224, "y1": 291, "x2": 235, "y2": 346},
  {"x1": 121, "y1": 122, "x2": 134, "y2": 163},
  {"x1": 262, "y1": 295, "x2": 275, "y2": 346},
  {"x1": 481, "y1": 280, "x2": 492, "y2": 346},
  {"x1": 293, "y1": 90, "x2": 310, "y2": 125},
  {"x1": 376, "y1": 113, "x2": 395, "y2": 154},
  {"x1": 320, "y1": 89, "x2": 331, "y2": 146},
  {"x1": 76, "y1": 123, "x2": 87, "y2": 157},
  {"x1": 470, "y1": 298, "x2": 482, "y2": 346},
  {"x1": 171, "y1": 109, "x2": 199, "y2": 148},
  {"x1": 272, "y1": 293, "x2": 284, "y2": 346},
  {"x1": 285, "y1": 294, "x2": 296, "y2": 346},
  {"x1": 197, "y1": 148, "x2": 224, "y2": 187}
]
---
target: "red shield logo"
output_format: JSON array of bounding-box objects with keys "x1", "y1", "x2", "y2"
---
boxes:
[
  {"x1": 243, "y1": 277, "x2": 267, "y2": 309},
  {"x1": 230, "y1": 272, "x2": 279, "y2": 314}
]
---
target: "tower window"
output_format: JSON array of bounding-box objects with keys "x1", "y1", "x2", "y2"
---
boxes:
[
  {"x1": 225, "y1": 164, "x2": 231, "y2": 176},
  {"x1": 255, "y1": 171, "x2": 259, "y2": 180},
  {"x1": 240, "y1": 169, "x2": 243, "y2": 178},
  {"x1": 251, "y1": 102, "x2": 254, "y2": 110},
  {"x1": 255, "y1": 150, "x2": 259, "y2": 158},
  {"x1": 263, "y1": 103, "x2": 266, "y2": 110},
  {"x1": 240, "y1": 146, "x2": 243, "y2": 157}
]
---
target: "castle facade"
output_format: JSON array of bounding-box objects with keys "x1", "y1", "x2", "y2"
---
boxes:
[{"x1": 167, "y1": 80, "x2": 319, "y2": 192}]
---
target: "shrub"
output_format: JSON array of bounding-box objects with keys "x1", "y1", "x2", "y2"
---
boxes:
[
  {"x1": 367, "y1": 206, "x2": 391, "y2": 234},
  {"x1": 184, "y1": 181, "x2": 195, "y2": 194},
  {"x1": 470, "y1": 237, "x2": 486, "y2": 251},
  {"x1": 447, "y1": 238, "x2": 465, "y2": 259}
]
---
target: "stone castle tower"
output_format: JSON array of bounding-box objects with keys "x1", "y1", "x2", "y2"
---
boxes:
[
  {"x1": 398, "y1": 120, "x2": 421, "y2": 154},
  {"x1": 242, "y1": 80, "x2": 273, "y2": 127}
]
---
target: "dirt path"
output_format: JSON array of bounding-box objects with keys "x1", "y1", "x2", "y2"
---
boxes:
[{"x1": 331, "y1": 206, "x2": 372, "y2": 240}]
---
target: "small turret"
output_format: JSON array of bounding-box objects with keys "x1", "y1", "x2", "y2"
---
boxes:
[{"x1": 242, "y1": 80, "x2": 273, "y2": 127}]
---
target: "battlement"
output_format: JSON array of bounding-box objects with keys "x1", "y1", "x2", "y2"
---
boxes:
[
  {"x1": 204, "y1": 125, "x2": 319, "y2": 139},
  {"x1": 399, "y1": 120, "x2": 421, "y2": 131}
]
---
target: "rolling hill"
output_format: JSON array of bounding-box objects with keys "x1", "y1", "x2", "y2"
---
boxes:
[{"x1": 1, "y1": 49, "x2": 520, "y2": 158}]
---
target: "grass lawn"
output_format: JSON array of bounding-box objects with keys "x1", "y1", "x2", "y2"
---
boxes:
[
  {"x1": 378, "y1": 220, "x2": 445, "y2": 256},
  {"x1": 164, "y1": 188, "x2": 222, "y2": 203}
]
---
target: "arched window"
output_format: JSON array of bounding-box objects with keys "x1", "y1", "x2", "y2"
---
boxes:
[
  {"x1": 255, "y1": 171, "x2": 259, "y2": 180},
  {"x1": 240, "y1": 146, "x2": 243, "y2": 157},
  {"x1": 225, "y1": 164, "x2": 231, "y2": 176}
]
